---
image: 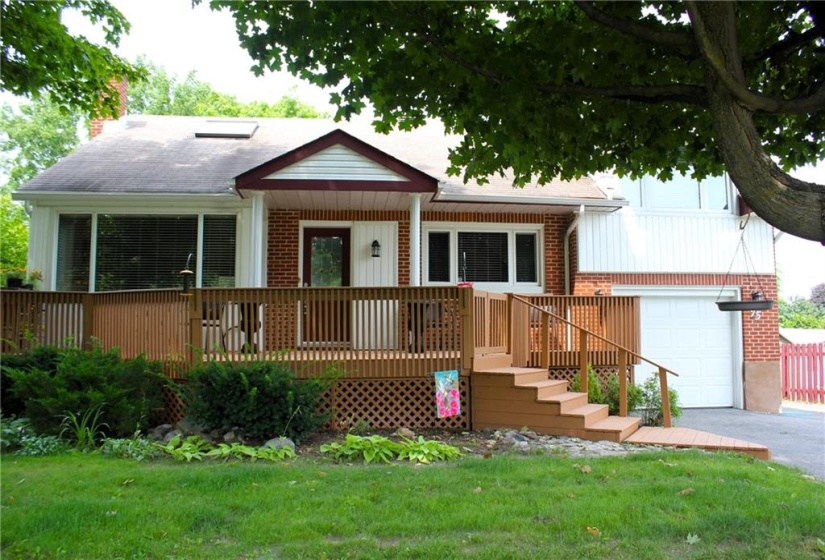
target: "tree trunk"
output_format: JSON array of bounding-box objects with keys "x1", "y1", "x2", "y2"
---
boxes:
[{"x1": 690, "y1": 1, "x2": 825, "y2": 243}]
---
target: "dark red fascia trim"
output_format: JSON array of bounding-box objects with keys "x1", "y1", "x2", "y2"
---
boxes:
[{"x1": 234, "y1": 129, "x2": 439, "y2": 193}]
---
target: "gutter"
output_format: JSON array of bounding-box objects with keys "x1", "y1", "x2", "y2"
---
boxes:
[
  {"x1": 432, "y1": 192, "x2": 627, "y2": 210},
  {"x1": 564, "y1": 205, "x2": 585, "y2": 295}
]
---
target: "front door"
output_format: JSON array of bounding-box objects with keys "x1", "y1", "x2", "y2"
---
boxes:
[{"x1": 302, "y1": 228, "x2": 351, "y2": 345}]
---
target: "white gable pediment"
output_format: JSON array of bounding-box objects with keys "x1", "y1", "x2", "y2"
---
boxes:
[{"x1": 264, "y1": 144, "x2": 409, "y2": 182}]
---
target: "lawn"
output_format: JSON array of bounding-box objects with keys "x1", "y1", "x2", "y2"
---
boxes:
[{"x1": 1, "y1": 450, "x2": 822, "y2": 559}]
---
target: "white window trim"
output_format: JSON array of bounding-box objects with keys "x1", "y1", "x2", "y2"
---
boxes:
[
  {"x1": 422, "y1": 222, "x2": 544, "y2": 290},
  {"x1": 622, "y1": 173, "x2": 735, "y2": 214},
  {"x1": 54, "y1": 210, "x2": 241, "y2": 292}
]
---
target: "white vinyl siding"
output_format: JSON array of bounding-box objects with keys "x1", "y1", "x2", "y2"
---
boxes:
[
  {"x1": 264, "y1": 144, "x2": 409, "y2": 182},
  {"x1": 578, "y1": 212, "x2": 775, "y2": 274}
]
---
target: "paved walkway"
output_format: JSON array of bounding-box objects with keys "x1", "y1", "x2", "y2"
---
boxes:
[{"x1": 673, "y1": 402, "x2": 825, "y2": 480}]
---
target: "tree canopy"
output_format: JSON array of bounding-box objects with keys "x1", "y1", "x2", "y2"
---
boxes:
[
  {"x1": 0, "y1": 96, "x2": 81, "y2": 192},
  {"x1": 212, "y1": 0, "x2": 825, "y2": 241},
  {"x1": 0, "y1": 0, "x2": 144, "y2": 118},
  {"x1": 128, "y1": 58, "x2": 327, "y2": 118}
]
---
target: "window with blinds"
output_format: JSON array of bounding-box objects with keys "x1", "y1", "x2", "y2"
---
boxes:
[
  {"x1": 202, "y1": 215, "x2": 237, "y2": 287},
  {"x1": 95, "y1": 215, "x2": 198, "y2": 290},
  {"x1": 56, "y1": 215, "x2": 91, "y2": 291},
  {"x1": 427, "y1": 232, "x2": 450, "y2": 282},
  {"x1": 458, "y1": 232, "x2": 508, "y2": 283},
  {"x1": 55, "y1": 213, "x2": 238, "y2": 291}
]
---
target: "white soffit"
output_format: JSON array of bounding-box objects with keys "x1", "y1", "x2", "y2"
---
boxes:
[{"x1": 264, "y1": 144, "x2": 409, "y2": 182}]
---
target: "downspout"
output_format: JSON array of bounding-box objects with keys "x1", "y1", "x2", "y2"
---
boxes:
[
  {"x1": 410, "y1": 193, "x2": 422, "y2": 286},
  {"x1": 564, "y1": 205, "x2": 585, "y2": 295}
]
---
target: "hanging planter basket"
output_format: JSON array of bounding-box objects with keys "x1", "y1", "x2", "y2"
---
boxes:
[
  {"x1": 716, "y1": 299, "x2": 774, "y2": 312},
  {"x1": 715, "y1": 214, "x2": 774, "y2": 314}
]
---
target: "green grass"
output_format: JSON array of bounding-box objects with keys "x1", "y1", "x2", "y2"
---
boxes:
[{"x1": 1, "y1": 450, "x2": 822, "y2": 559}]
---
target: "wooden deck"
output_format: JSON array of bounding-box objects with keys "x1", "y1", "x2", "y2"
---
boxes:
[{"x1": 625, "y1": 426, "x2": 771, "y2": 460}]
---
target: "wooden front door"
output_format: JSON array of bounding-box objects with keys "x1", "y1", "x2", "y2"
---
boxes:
[{"x1": 302, "y1": 228, "x2": 351, "y2": 345}]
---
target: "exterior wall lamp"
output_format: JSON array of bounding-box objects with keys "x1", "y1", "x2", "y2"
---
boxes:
[{"x1": 371, "y1": 240, "x2": 381, "y2": 258}]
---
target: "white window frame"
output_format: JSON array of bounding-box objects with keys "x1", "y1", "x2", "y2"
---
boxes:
[
  {"x1": 422, "y1": 222, "x2": 544, "y2": 291},
  {"x1": 619, "y1": 173, "x2": 734, "y2": 214},
  {"x1": 54, "y1": 210, "x2": 241, "y2": 292}
]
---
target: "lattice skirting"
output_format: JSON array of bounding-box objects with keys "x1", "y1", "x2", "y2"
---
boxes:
[
  {"x1": 319, "y1": 377, "x2": 470, "y2": 431},
  {"x1": 159, "y1": 383, "x2": 186, "y2": 425},
  {"x1": 157, "y1": 376, "x2": 470, "y2": 431},
  {"x1": 548, "y1": 366, "x2": 634, "y2": 390}
]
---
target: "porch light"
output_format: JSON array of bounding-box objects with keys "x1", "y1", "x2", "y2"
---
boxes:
[
  {"x1": 371, "y1": 240, "x2": 381, "y2": 258},
  {"x1": 180, "y1": 253, "x2": 194, "y2": 296}
]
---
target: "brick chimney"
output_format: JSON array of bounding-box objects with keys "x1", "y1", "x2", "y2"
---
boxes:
[{"x1": 90, "y1": 78, "x2": 128, "y2": 138}]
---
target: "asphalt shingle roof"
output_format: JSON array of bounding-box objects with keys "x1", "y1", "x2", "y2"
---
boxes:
[{"x1": 18, "y1": 115, "x2": 607, "y2": 201}]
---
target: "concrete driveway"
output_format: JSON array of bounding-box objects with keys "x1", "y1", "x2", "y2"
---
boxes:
[{"x1": 675, "y1": 402, "x2": 825, "y2": 480}]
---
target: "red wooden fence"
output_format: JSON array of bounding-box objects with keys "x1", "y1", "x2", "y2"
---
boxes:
[{"x1": 781, "y1": 342, "x2": 825, "y2": 404}]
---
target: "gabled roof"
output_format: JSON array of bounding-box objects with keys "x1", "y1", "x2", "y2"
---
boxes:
[
  {"x1": 234, "y1": 129, "x2": 439, "y2": 194},
  {"x1": 16, "y1": 115, "x2": 623, "y2": 213}
]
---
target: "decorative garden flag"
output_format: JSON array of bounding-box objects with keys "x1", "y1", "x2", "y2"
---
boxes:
[{"x1": 434, "y1": 370, "x2": 460, "y2": 418}]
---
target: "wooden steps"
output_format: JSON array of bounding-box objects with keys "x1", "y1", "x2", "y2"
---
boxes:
[
  {"x1": 470, "y1": 365, "x2": 772, "y2": 456},
  {"x1": 471, "y1": 366, "x2": 641, "y2": 442}
]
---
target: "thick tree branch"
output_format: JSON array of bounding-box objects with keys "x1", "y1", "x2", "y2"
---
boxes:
[
  {"x1": 535, "y1": 82, "x2": 708, "y2": 106},
  {"x1": 687, "y1": 1, "x2": 825, "y2": 114},
  {"x1": 749, "y1": 26, "x2": 825, "y2": 64},
  {"x1": 574, "y1": 0, "x2": 695, "y2": 52}
]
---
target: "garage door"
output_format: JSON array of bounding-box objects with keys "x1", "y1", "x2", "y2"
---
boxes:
[{"x1": 637, "y1": 296, "x2": 736, "y2": 408}]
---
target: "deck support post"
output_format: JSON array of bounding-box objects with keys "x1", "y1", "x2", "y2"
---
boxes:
[
  {"x1": 459, "y1": 287, "x2": 475, "y2": 375},
  {"x1": 579, "y1": 330, "x2": 588, "y2": 395},
  {"x1": 188, "y1": 288, "x2": 203, "y2": 367},
  {"x1": 618, "y1": 349, "x2": 628, "y2": 417},
  {"x1": 658, "y1": 366, "x2": 672, "y2": 428},
  {"x1": 81, "y1": 293, "x2": 95, "y2": 350}
]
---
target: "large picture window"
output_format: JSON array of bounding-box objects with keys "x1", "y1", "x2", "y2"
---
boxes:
[
  {"x1": 55, "y1": 213, "x2": 237, "y2": 291},
  {"x1": 619, "y1": 173, "x2": 731, "y2": 211},
  {"x1": 424, "y1": 226, "x2": 541, "y2": 287}
]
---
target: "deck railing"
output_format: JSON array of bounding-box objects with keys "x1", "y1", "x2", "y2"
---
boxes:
[
  {"x1": 511, "y1": 294, "x2": 641, "y2": 368},
  {"x1": 0, "y1": 289, "x2": 187, "y2": 360},
  {"x1": 511, "y1": 294, "x2": 679, "y2": 427},
  {"x1": 190, "y1": 286, "x2": 463, "y2": 378}
]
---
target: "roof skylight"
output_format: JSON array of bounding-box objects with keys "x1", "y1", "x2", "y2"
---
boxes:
[{"x1": 194, "y1": 120, "x2": 259, "y2": 139}]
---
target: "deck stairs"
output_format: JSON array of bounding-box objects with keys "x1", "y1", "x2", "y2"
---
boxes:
[{"x1": 471, "y1": 355, "x2": 640, "y2": 443}]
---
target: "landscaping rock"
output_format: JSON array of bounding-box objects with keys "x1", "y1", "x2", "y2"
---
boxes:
[
  {"x1": 175, "y1": 417, "x2": 205, "y2": 436},
  {"x1": 223, "y1": 430, "x2": 241, "y2": 444},
  {"x1": 396, "y1": 427, "x2": 416, "y2": 439},
  {"x1": 263, "y1": 437, "x2": 296, "y2": 453},
  {"x1": 151, "y1": 424, "x2": 173, "y2": 441},
  {"x1": 162, "y1": 429, "x2": 183, "y2": 443}
]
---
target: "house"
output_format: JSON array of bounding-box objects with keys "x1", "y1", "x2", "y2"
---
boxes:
[
  {"x1": 779, "y1": 328, "x2": 825, "y2": 345},
  {"x1": 11, "y1": 103, "x2": 781, "y2": 422}
]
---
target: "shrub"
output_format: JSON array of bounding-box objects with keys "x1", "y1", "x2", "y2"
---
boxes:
[
  {"x1": 185, "y1": 360, "x2": 338, "y2": 442},
  {"x1": 5, "y1": 344, "x2": 168, "y2": 437},
  {"x1": 604, "y1": 374, "x2": 644, "y2": 416},
  {"x1": 569, "y1": 366, "x2": 645, "y2": 417},
  {"x1": 1, "y1": 345, "x2": 62, "y2": 417},
  {"x1": 638, "y1": 375, "x2": 682, "y2": 426},
  {"x1": 569, "y1": 366, "x2": 604, "y2": 404}
]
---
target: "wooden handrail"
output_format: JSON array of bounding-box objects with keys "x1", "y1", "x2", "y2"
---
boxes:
[{"x1": 512, "y1": 294, "x2": 678, "y2": 427}]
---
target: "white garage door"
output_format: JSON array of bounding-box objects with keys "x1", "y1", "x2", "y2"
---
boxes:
[{"x1": 637, "y1": 295, "x2": 736, "y2": 408}]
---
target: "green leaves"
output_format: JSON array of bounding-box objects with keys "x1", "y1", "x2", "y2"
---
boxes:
[
  {"x1": 320, "y1": 434, "x2": 462, "y2": 464},
  {"x1": 156, "y1": 436, "x2": 296, "y2": 463},
  {"x1": 0, "y1": 0, "x2": 145, "y2": 118}
]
